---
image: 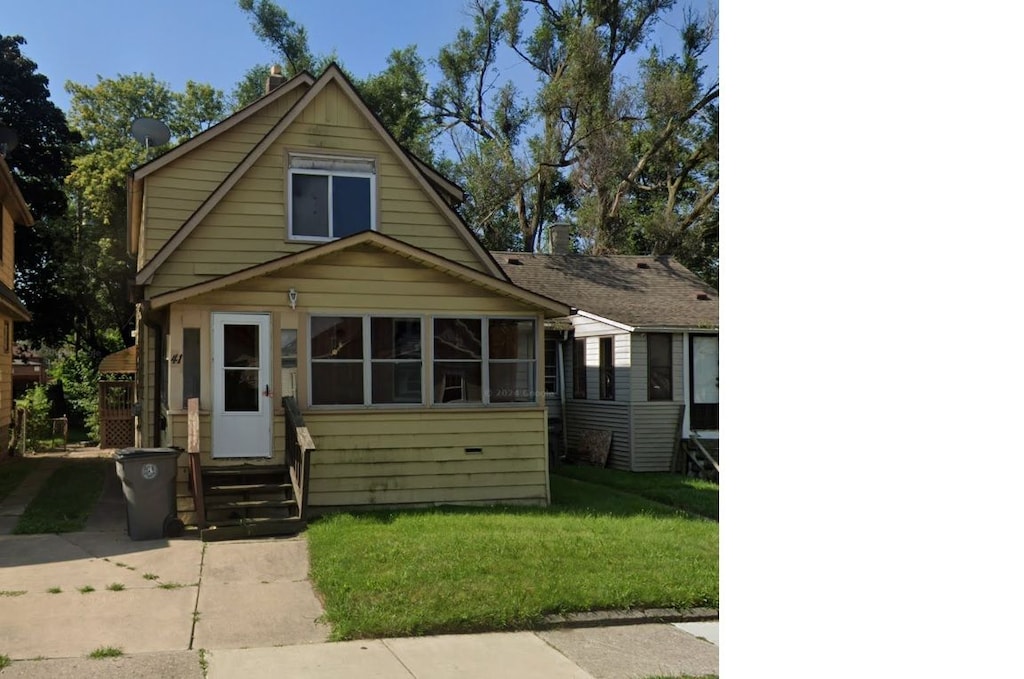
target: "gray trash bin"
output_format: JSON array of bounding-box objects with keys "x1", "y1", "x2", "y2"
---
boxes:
[{"x1": 114, "y1": 447, "x2": 184, "y2": 540}]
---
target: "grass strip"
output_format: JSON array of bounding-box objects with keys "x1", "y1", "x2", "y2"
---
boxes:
[
  {"x1": 13, "y1": 460, "x2": 108, "y2": 534},
  {"x1": 308, "y1": 475, "x2": 718, "y2": 640},
  {"x1": 0, "y1": 458, "x2": 40, "y2": 502},
  {"x1": 554, "y1": 465, "x2": 719, "y2": 520}
]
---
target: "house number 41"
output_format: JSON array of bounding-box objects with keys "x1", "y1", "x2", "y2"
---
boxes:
[{"x1": 169, "y1": 354, "x2": 183, "y2": 364}]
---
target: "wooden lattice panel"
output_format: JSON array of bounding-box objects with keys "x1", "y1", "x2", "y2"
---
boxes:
[{"x1": 101, "y1": 418, "x2": 135, "y2": 449}]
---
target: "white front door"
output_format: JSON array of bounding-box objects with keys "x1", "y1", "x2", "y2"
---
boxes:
[{"x1": 212, "y1": 313, "x2": 272, "y2": 458}]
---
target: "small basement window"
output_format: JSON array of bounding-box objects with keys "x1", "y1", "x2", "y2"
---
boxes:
[{"x1": 289, "y1": 154, "x2": 376, "y2": 240}]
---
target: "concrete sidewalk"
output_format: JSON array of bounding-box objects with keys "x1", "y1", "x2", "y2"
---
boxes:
[{"x1": 0, "y1": 455, "x2": 718, "y2": 677}]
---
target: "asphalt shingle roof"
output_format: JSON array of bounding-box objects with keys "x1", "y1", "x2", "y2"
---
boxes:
[{"x1": 492, "y1": 252, "x2": 718, "y2": 329}]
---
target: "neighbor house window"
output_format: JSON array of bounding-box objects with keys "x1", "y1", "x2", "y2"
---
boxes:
[
  {"x1": 310, "y1": 316, "x2": 363, "y2": 405},
  {"x1": 543, "y1": 331, "x2": 559, "y2": 395},
  {"x1": 289, "y1": 154, "x2": 376, "y2": 240},
  {"x1": 599, "y1": 337, "x2": 615, "y2": 400},
  {"x1": 572, "y1": 338, "x2": 587, "y2": 399},
  {"x1": 647, "y1": 333, "x2": 672, "y2": 401}
]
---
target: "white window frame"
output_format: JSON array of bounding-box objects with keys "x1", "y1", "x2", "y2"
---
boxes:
[
  {"x1": 307, "y1": 314, "x2": 424, "y2": 408},
  {"x1": 431, "y1": 315, "x2": 539, "y2": 406},
  {"x1": 287, "y1": 154, "x2": 377, "y2": 242}
]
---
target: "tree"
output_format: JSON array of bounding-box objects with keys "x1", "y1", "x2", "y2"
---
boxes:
[
  {"x1": 428, "y1": 0, "x2": 718, "y2": 272},
  {"x1": 232, "y1": 0, "x2": 336, "y2": 108},
  {"x1": 0, "y1": 34, "x2": 78, "y2": 218},
  {"x1": 232, "y1": 1, "x2": 436, "y2": 158},
  {"x1": 63, "y1": 73, "x2": 226, "y2": 352},
  {"x1": 1, "y1": 34, "x2": 81, "y2": 348}
]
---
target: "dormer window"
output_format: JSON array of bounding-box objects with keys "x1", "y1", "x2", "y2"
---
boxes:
[{"x1": 288, "y1": 154, "x2": 376, "y2": 240}]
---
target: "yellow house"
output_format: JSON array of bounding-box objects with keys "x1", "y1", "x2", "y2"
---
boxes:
[
  {"x1": 127, "y1": 65, "x2": 569, "y2": 539},
  {"x1": 0, "y1": 155, "x2": 33, "y2": 458}
]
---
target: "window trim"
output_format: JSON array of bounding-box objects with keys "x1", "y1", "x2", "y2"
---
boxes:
[{"x1": 287, "y1": 153, "x2": 377, "y2": 242}]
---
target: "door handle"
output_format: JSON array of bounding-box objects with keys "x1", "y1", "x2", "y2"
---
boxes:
[{"x1": 263, "y1": 384, "x2": 271, "y2": 397}]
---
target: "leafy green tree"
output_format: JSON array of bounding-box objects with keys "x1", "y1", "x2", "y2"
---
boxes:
[
  {"x1": 1, "y1": 35, "x2": 82, "y2": 347},
  {"x1": 429, "y1": 0, "x2": 717, "y2": 274},
  {"x1": 63, "y1": 73, "x2": 226, "y2": 351},
  {"x1": 232, "y1": 1, "x2": 436, "y2": 158}
]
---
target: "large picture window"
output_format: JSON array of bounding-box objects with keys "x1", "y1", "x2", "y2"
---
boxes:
[
  {"x1": 647, "y1": 333, "x2": 672, "y2": 401},
  {"x1": 370, "y1": 318, "x2": 422, "y2": 404},
  {"x1": 310, "y1": 316, "x2": 423, "y2": 406},
  {"x1": 433, "y1": 318, "x2": 537, "y2": 404},
  {"x1": 489, "y1": 319, "x2": 536, "y2": 403},
  {"x1": 289, "y1": 155, "x2": 375, "y2": 240},
  {"x1": 310, "y1": 316, "x2": 363, "y2": 405}
]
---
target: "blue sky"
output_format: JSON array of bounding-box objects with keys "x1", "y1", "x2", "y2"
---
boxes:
[{"x1": 5, "y1": 0, "x2": 717, "y2": 115}]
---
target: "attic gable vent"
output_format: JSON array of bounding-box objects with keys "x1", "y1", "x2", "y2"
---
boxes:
[
  {"x1": 636, "y1": 262, "x2": 650, "y2": 269},
  {"x1": 506, "y1": 257, "x2": 523, "y2": 265},
  {"x1": 696, "y1": 293, "x2": 711, "y2": 301}
]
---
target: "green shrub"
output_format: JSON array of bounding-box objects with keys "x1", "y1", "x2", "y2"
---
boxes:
[{"x1": 15, "y1": 385, "x2": 53, "y2": 451}]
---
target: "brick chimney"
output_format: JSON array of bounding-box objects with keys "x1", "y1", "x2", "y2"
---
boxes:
[
  {"x1": 265, "y1": 65, "x2": 286, "y2": 94},
  {"x1": 547, "y1": 222, "x2": 572, "y2": 254}
]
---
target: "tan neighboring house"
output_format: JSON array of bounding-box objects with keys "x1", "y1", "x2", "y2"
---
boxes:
[
  {"x1": 0, "y1": 156, "x2": 33, "y2": 458},
  {"x1": 127, "y1": 65, "x2": 568, "y2": 538},
  {"x1": 495, "y1": 242, "x2": 718, "y2": 475}
]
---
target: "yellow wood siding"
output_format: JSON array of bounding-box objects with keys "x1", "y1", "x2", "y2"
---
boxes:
[
  {"x1": 145, "y1": 80, "x2": 485, "y2": 297},
  {"x1": 0, "y1": 312, "x2": 11, "y2": 430},
  {"x1": 1, "y1": 208, "x2": 13, "y2": 289},
  {"x1": 304, "y1": 409, "x2": 548, "y2": 508},
  {"x1": 182, "y1": 246, "x2": 531, "y2": 315},
  {"x1": 140, "y1": 89, "x2": 305, "y2": 265}
]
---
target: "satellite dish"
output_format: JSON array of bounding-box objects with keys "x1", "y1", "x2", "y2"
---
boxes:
[
  {"x1": 0, "y1": 127, "x2": 18, "y2": 157},
  {"x1": 130, "y1": 117, "x2": 170, "y2": 151}
]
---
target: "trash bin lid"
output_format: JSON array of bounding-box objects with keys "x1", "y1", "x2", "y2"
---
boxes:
[{"x1": 113, "y1": 447, "x2": 182, "y2": 460}]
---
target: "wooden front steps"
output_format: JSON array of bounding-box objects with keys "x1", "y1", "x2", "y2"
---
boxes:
[{"x1": 198, "y1": 465, "x2": 305, "y2": 542}]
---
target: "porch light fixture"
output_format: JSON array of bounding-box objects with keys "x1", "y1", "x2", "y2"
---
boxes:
[{"x1": 288, "y1": 288, "x2": 298, "y2": 309}]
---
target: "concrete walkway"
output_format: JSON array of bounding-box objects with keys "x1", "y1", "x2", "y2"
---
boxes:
[{"x1": 0, "y1": 453, "x2": 719, "y2": 677}]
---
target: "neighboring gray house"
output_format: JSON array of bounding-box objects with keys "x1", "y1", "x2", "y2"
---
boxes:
[{"x1": 494, "y1": 247, "x2": 718, "y2": 473}]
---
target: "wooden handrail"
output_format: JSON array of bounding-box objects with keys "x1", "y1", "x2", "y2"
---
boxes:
[
  {"x1": 282, "y1": 396, "x2": 315, "y2": 519},
  {"x1": 187, "y1": 398, "x2": 206, "y2": 529},
  {"x1": 689, "y1": 431, "x2": 720, "y2": 474}
]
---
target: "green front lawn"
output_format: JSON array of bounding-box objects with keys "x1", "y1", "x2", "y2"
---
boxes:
[
  {"x1": 307, "y1": 475, "x2": 718, "y2": 640},
  {"x1": 0, "y1": 458, "x2": 40, "y2": 502},
  {"x1": 554, "y1": 465, "x2": 719, "y2": 520},
  {"x1": 13, "y1": 460, "x2": 108, "y2": 534}
]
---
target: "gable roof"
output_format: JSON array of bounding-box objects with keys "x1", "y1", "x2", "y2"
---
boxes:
[
  {"x1": 493, "y1": 252, "x2": 718, "y2": 330},
  {"x1": 148, "y1": 230, "x2": 570, "y2": 317},
  {"x1": 133, "y1": 64, "x2": 505, "y2": 285},
  {"x1": 127, "y1": 72, "x2": 315, "y2": 256}
]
